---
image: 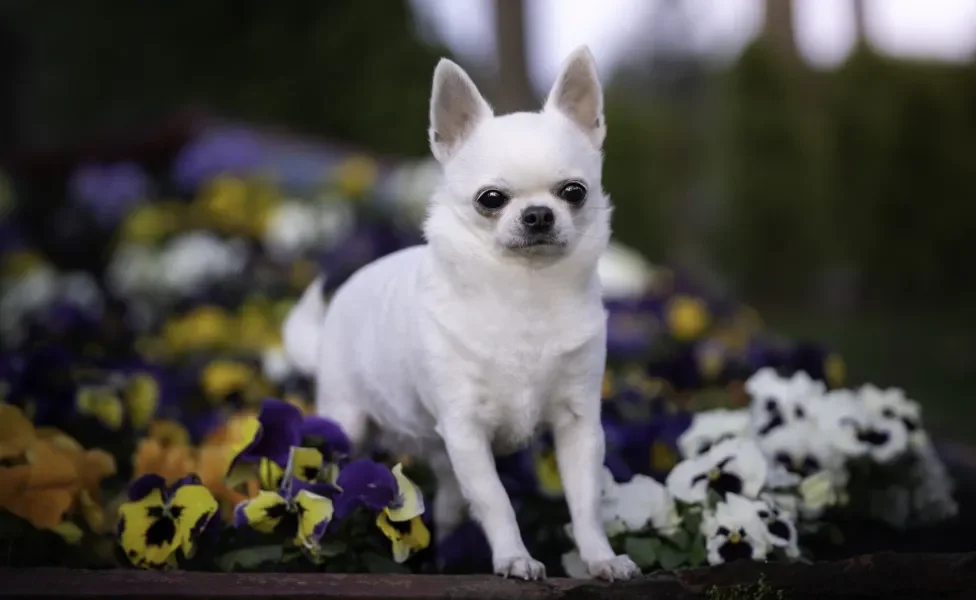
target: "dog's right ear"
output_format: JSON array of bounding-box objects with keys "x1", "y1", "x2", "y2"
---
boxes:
[{"x1": 429, "y1": 59, "x2": 493, "y2": 163}]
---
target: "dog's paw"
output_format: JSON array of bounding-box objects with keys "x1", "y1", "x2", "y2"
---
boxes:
[
  {"x1": 494, "y1": 555, "x2": 547, "y2": 580},
  {"x1": 586, "y1": 555, "x2": 641, "y2": 581}
]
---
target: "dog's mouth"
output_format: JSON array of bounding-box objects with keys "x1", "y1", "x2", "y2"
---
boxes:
[{"x1": 508, "y1": 234, "x2": 565, "y2": 250}]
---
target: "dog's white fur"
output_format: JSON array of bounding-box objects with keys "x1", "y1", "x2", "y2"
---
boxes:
[{"x1": 283, "y1": 46, "x2": 638, "y2": 581}]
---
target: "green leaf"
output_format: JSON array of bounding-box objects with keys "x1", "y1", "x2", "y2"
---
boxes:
[
  {"x1": 623, "y1": 537, "x2": 659, "y2": 569},
  {"x1": 317, "y1": 540, "x2": 348, "y2": 558},
  {"x1": 216, "y1": 545, "x2": 285, "y2": 572},
  {"x1": 688, "y1": 538, "x2": 707, "y2": 567},
  {"x1": 682, "y1": 508, "x2": 703, "y2": 536},
  {"x1": 657, "y1": 543, "x2": 688, "y2": 571},
  {"x1": 706, "y1": 489, "x2": 724, "y2": 508},
  {"x1": 361, "y1": 551, "x2": 412, "y2": 574},
  {"x1": 668, "y1": 529, "x2": 691, "y2": 550}
]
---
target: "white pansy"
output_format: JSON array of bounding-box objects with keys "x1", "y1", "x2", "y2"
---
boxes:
[
  {"x1": 560, "y1": 550, "x2": 590, "y2": 579},
  {"x1": 263, "y1": 199, "x2": 354, "y2": 261},
  {"x1": 261, "y1": 345, "x2": 296, "y2": 383},
  {"x1": 859, "y1": 384, "x2": 925, "y2": 450},
  {"x1": 597, "y1": 242, "x2": 655, "y2": 300},
  {"x1": 740, "y1": 495, "x2": 800, "y2": 559},
  {"x1": 106, "y1": 243, "x2": 163, "y2": 297},
  {"x1": 666, "y1": 438, "x2": 768, "y2": 504},
  {"x1": 758, "y1": 421, "x2": 845, "y2": 482},
  {"x1": 0, "y1": 264, "x2": 59, "y2": 346},
  {"x1": 158, "y1": 231, "x2": 247, "y2": 294},
  {"x1": 760, "y1": 491, "x2": 800, "y2": 522},
  {"x1": 382, "y1": 159, "x2": 440, "y2": 226},
  {"x1": 811, "y1": 389, "x2": 908, "y2": 464},
  {"x1": 599, "y1": 468, "x2": 682, "y2": 537},
  {"x1": 797, "y1": 470, "x2": 843, "y2": 519},
  {"x1": 702, "y1": 493, "x2": 772, "y2": 565},
  {"x1": 59, "y1": 271, "x2": 104, "y2": 315},
  {"x1": 678, "y1": 408, "x2": 752, "y2": 459},
  {"x1": 747, "y1": 368, "x2": 826, "y2": 437}
]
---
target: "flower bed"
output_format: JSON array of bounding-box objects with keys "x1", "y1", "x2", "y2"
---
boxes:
[{"x1": 0, "y1": 123, "x2": 968, "y2": 582}]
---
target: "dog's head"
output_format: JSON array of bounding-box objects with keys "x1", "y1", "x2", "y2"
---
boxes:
[{"x1": 423, "y1": 46, "x2": 611, "y2": 275}]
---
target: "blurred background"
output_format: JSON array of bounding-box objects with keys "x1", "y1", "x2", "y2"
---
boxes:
[{"x1": 1, "y1": 0, "x2": 974, "y2": 438}]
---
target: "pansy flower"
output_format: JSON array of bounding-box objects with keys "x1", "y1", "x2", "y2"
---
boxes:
[
  {"x1": 226, "y1": 398, "x2": 350, "y2": 492},
  {"x1": 666, "y1": 438, "x2": 768, "y2": 505},
  {"x1": 334, "y1": 459, "x2": 430, "y2": 563},
  {"x1": 741, "y1": 496, "x2": 800, "y2": 559},
  {"x1": 677, "y1": 408, "x2": 751, "y2": 459},
  {"x1": 117, "y1": 474, "x2": 219, "y2": 569},
  {"x1": 746, "y1": 368, "x2": 825, "y2": 437},
  {"x1": 702, "y1": 493, "x2": 772, "y2": 565},
  {"x1": 858, "y1": 384, "x2": 924, "y2": 451},
  {"x1": 811, "y1": 389, "x2": 908, "y2": 464},
  {"x1": 233, "y1": 447, "x2": 335, "y2": 557},
  {"x1": 597, "y1": 467, "x2": 681, "y2": 537}
]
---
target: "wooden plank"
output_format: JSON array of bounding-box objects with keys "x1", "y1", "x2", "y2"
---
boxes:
[{"x1": 3, "y1": 552, "x2": 976, "y2": 600}]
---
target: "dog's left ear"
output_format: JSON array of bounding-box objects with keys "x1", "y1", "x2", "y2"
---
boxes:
[{"x1": 544, "y1": 45, "x2": 605, "y2": 148}]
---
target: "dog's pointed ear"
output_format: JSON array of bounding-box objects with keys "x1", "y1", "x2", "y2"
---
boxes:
[
  {"x1": 544, "y1": 45, "x2": 605, "y2": 148},
  {"x1": 429, "y1": 59, "x2": 493, "y2": 163}
]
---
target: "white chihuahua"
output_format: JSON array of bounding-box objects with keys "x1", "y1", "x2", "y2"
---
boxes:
[{"x1": 283, "y1": 46, "x2": 638, "y2": 581}]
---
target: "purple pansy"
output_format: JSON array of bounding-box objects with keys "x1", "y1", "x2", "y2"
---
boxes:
[
  {"x1": 69, "y1": 162, "x2": 150, "y2": 226},
  {"x1": 171, "y1": 128, "x2": 265, "y2": 192},
  {"x1": 332, "y1": 458, "x2": 398, "y2": 520},
  {"x1": 230, "y1": 398, "x2": 304, "y2": 469}
]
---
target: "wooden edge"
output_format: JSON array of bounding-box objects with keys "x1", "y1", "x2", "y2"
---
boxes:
[{"x1": 3, "y1": 552, "x2": 976, "y2": 599}]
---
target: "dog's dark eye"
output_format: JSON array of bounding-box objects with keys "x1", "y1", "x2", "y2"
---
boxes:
[
  {"x1": 475, "y1": 189, "x2": 509, "y2": 211},
  {"x1": 557, "y1": 182, "x2": 587, "y2": 205}
]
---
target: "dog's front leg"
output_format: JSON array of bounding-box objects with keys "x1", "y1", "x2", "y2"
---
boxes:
[
  {"x1": 553, "y1": 407, "x2": 640, "y2": 580},
  {"x1": 439, "y1": 417, "x2": 545, "y2": 580}
]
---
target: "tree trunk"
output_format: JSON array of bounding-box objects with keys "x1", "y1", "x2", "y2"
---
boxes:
[
  {"x1": 493, "y1": 0, "x2": 536, "y2": 113},
  {"x1": 762, "y1": 0, "x2": 799, "y2": 62},
  {"x1": 852, "y1": 0, "x2": 869, "y2": 49}
]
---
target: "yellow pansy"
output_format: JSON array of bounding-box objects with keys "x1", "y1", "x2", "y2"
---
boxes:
[
  {"x1": 333, "y1": 155, "x2": 378, "y2": 198},
  {"x1": 120, "y1": 201, "x2": 184, "y2": 245},
  {"x1": 377, "y1": 463, "x2": 430, "y2": 563},
  {"x1": 825, "y1": 354, "x2": 846, "y2": 388},
  {"x1": 533, "y1": 448, "x2": 563, "y2": 498},
  {"x1": 125, "y1": 373, "x2": 160, "y2": 429},
  {"x1": 665, "y1": 295, "x2": 712, "y2": 341},
  {"x1": 234, "y1": 488, "x2": 334, "y2": 554},
  {"x1": 118, "y1": 475, "x2": 219, "y2": 569},
  {"x1": 76, "y1": 386, "x2": 124, "y2": 430}
]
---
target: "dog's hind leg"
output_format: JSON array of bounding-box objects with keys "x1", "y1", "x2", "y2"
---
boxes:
[{"x1": 429, "y1": 448, "x2": 465, "y2": 543}]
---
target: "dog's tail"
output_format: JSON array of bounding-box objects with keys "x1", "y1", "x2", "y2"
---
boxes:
[{"x1": 282, "y1": 275, "x2": 328, "y2": 376}]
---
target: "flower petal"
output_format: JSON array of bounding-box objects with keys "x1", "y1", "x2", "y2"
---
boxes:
[
  {"x1": 301, "y1": 416, "x2": 351, "y2": 458},
  {"x1": 286, "y1": 446, "x2": 325, "y2": 485},
  {"x1": 0, "y1": 404, "x2": 35, "y2": 459},
  {"x1": 294, "y1": 489, "x2": 334, "y2": 548},
  {"x1": 387, "y1": 463, "x2": 425, "y2": 522},
  {"x1": 126, "y1": 373, "x2": 159, "y2": 429},
  {"x1": 665, "y1": 456, "x2": 708, "y2": 504},
  {"x1": 234, "y1": 490, "x2": 288, "y2": 533},
  {"x1": 334, "y1": 458, "x2": 396, "y2": 519},
  {"x1": 170, "y1": 484, "x2": 219, "y2": 557},
  {"x1": 118, "y1": 487, "x2": 169, "y2": 566}
]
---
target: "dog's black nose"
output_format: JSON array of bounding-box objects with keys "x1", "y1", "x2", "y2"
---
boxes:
[{"x1": 521, "y1": 206, "x2": 555, "y2": 232}]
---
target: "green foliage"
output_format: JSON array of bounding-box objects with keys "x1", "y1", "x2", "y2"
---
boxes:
[
  {"x1": 712, "y1": 41, "x2": 976, "y2": 307},
  {"x1": 0, "y1": 0, "x2": 448, "y2": 156}
]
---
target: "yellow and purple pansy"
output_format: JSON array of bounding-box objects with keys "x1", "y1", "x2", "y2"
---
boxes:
[
  {"x1": 117, "y1": 473, "x2": 219, "y2": 569},
  {"x1": 225, "y1": 398, "x2": 350, "y2": 491},
  {"x1": 334, "y1": 458, "x2": 430, "y2": 563},
  {"x1": 233, "y1": 447, "x2": 335, "y2": 557}
]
